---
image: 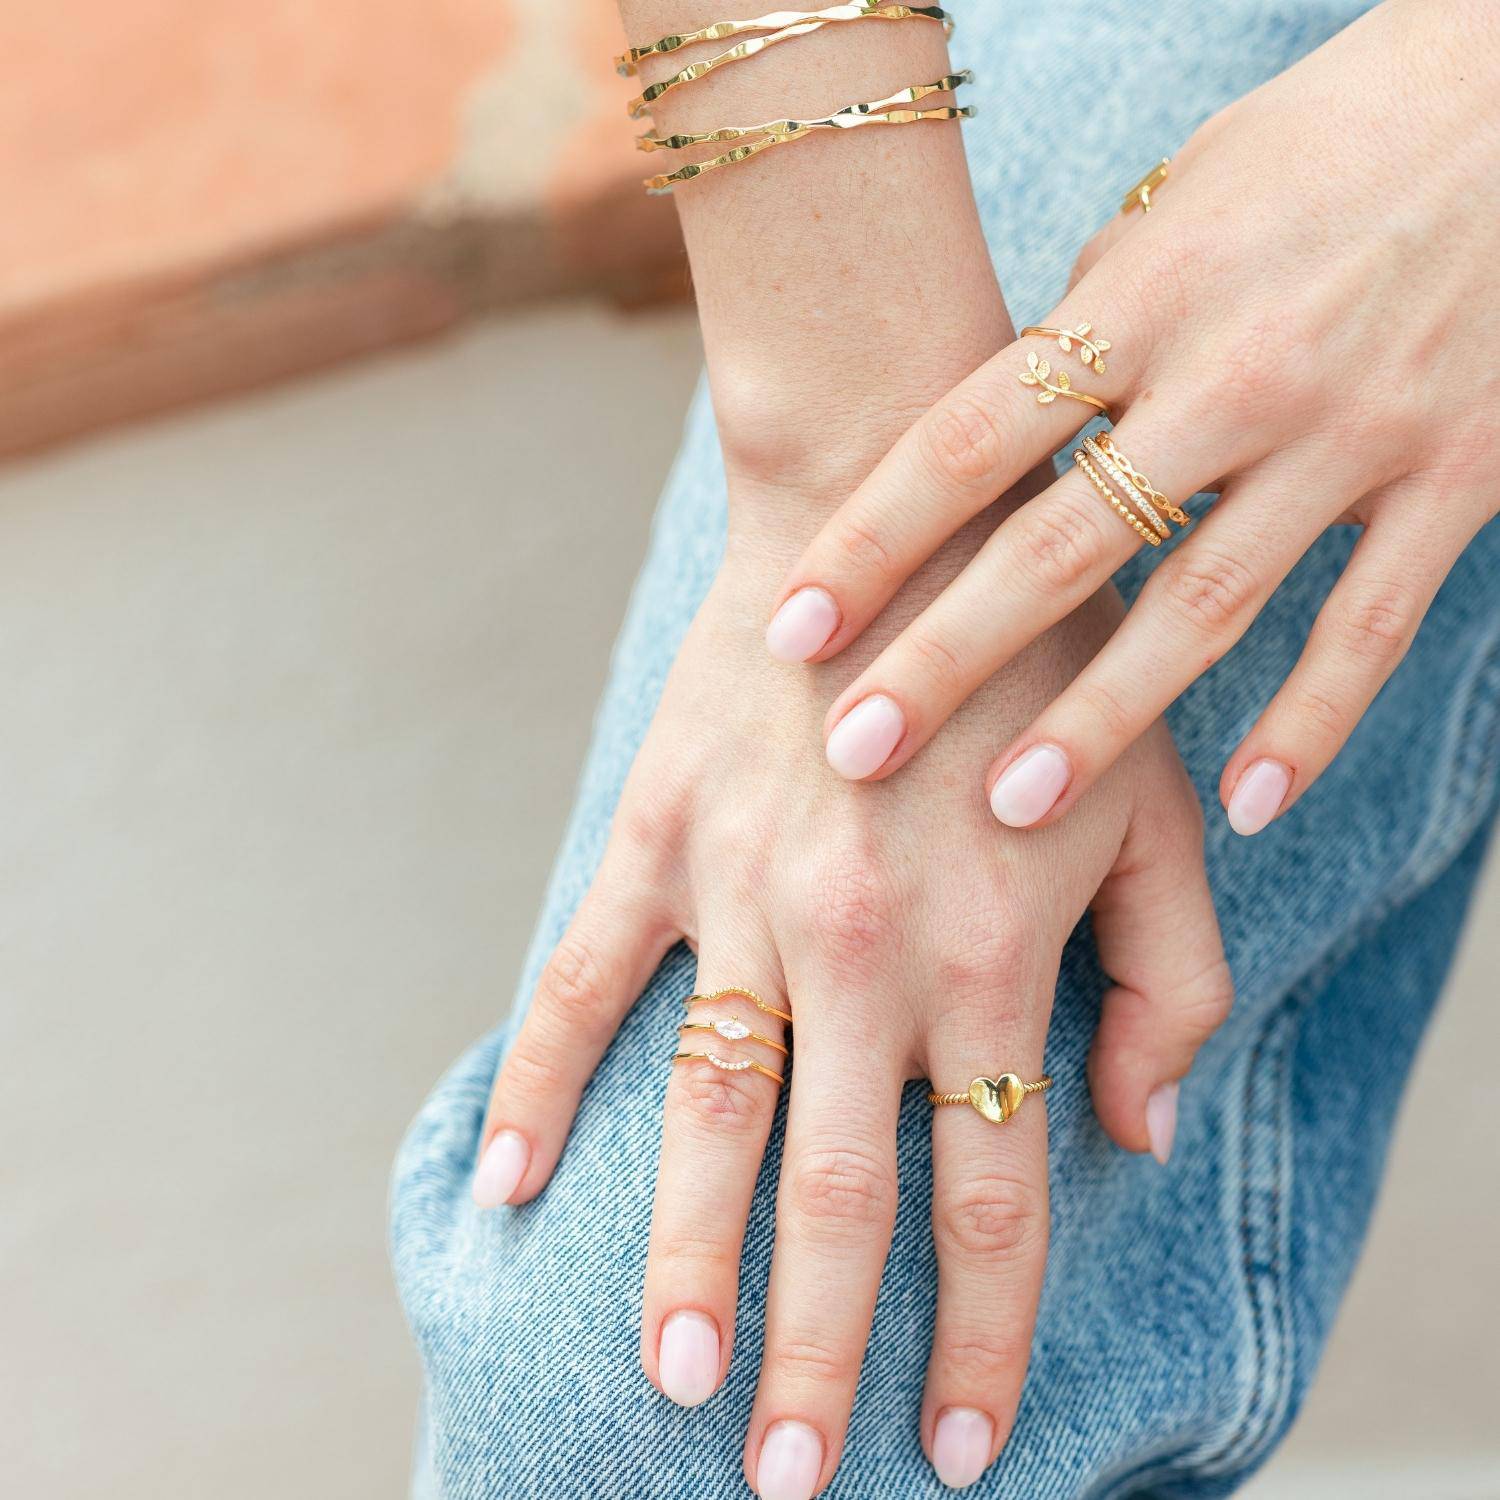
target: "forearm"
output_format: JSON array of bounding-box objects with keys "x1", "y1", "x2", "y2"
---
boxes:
[{"x1": 615, "y1": 0, "x2": 1011, "y2": 497}]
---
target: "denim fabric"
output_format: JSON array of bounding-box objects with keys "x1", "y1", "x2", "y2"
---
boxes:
[{"x1": 391, "y1": 2, "x2": 1500, "y2": 1495}]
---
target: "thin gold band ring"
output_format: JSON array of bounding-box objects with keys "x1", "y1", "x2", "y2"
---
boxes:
[
  {"x1": 679, "y1": 1021, "x2": 789, "y2": 1056},
  {"x1": 684, "y1": 988, "x2": 794, "y2": 1024},
  {"x1": 673, "y1": 1051, "x2": 785, "y2": 1086}
]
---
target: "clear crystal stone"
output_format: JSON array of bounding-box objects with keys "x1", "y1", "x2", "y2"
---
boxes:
[{"x1": 714, "y1": 1018, "x2": 751, "y2": 1040}]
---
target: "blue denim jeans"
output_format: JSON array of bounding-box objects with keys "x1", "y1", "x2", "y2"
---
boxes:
[{"x1": 391, "y1": 2, "x2": 1500, "y2": 1494}]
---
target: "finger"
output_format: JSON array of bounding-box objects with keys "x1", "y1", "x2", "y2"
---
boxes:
[
  {"x1": 763, "y1": 294, "x2": 1149, "y2": 668},
  {"x1": 643, "y1": 939, "x2": 790, "y2": 1408},
  {"x1": 986, "y1": 447, "x2": 1358, "y2": 828},
  {"x1": 922, "y1": 1002, "x2": 1051, "y2": 1490},
  {"x1": 1087, "y1": 750, "x2": 1233, "y2": 1162},
  {"x1": 1218, "y1": 504, "x2": 1455, "y2": 835},
  {"x1": 820, "y1": 404, "x2": 1263, "y2": 783},
  {"x1": 746, "y1": 1030, "x2": 903, "y2": 1499},
  {"x1": 474, "y1": 854, "x2": 677, "y2": 1207}
]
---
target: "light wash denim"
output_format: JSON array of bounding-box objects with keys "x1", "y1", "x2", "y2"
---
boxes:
[{"x1": 391, "y1": 2, "x2": 1500, "y2": 1494}]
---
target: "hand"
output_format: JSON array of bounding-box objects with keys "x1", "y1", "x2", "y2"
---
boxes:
[
  {"x1": 762, "y1": 0, "x2": 1500, "y2": 835},
  {"x1": 471, "y1": 494, "x2": 1231, "y2": 1495}
]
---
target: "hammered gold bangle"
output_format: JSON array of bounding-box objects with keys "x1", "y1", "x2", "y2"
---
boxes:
[
  {"x1": 679, "y1": 1021, "x2": 790, "y2": 1056},
  {"x1": 616, "y1": 0, "x2": 913, "y2": 75},
  {"x1": 928, "y1": 1073, "x2": 1052, "y2": 1123},
  {"x1": 684, "y1": 988, "x2": 794, "y2": 1024},
  {"x1": 1073, "y1": 449, "x2": 1161, "y2": 548},
  {"x1": 625, "y1": 3, "x2": 953, "y2": 118},
  {"x1": 638, "y1": 70, "x2": 971, "y2": 151},
  {"x1": 644, "y1": 102, "x2": 973, "y2": 193}
]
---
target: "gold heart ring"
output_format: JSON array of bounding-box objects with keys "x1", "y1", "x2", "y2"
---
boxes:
[{"x1": 927, "y1": 1073, "x2": 1053, "y2": 1123}]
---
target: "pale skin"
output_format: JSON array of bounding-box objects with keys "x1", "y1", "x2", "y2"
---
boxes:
[
  {"x1": 470, "y1": 5, "x2": 1243, "y2": 1499},
  {"x1": 768, "y1": 0, "x2": 1500, "y2": 839}
]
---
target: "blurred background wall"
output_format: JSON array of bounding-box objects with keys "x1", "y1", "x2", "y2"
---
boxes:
[{"x1": 1, "y1": 5, "x2": 1496, "y2": 1498}]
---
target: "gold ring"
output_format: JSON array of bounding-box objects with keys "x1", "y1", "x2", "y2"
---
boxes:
[
  {"x1": 679, "y1": 1021, "x2": 789, "y2": 1056},
  {"x1": 1073, "y1": 448, "x2": 1161, "y2": 547},
  {"x1": 685, "y1": 988, "x2": 794, "y2": 1024},
  {"x1": 1021, "y1": 322, "x2": 1112, "y2": 377},
  {"x1": 1092, "y1": 433, "x2": 1191, "y2": 526},
  {"x1": 927, "y1": 1073, "x2": 1052, "y2": 1123},
  {"x1": 1122, "y1": 156, "x2": 1170, "y2": 214},
  {"x1": 1018, "y1": 350, "x2": 1110, "y2": 415},
  {"x1": 674, "y1": 1052, "x2": 786, "y2": 1086}
]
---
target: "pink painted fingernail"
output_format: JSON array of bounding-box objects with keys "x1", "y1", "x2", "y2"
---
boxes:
[
  {"x1": 825, "y1": 694, "x2": 905, "y2": 780},
  {"x1": 471, "y1": 1129, "x2": 529, "y2": 1208},
  {"x1": 766, "y1": 587, "x2": 839, "y2": 662},
  {"x1": 756, "y1": 1420, "x2": 823, "y2": 1500},
  {"x1": 1146, "y1": 1081, "x2": 1179, "y2": 1166},
  {"x1": 1226, "y1": 759, "x2": 1292, "y2": 836},
  {"x1": 989, "y1": 744, "x2": 1071, "y2": 827},
  {"x1": 658, "y1": 1311, "x2": 720, "y2": 1407},
  {"x1": 932, "y1": 1407, "x2": 994, "y2": 1489}
]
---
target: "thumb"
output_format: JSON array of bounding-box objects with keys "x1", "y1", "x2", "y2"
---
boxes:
[{"x1": 1087, "y1": 764, "x2": 1233, "y2": 1164}]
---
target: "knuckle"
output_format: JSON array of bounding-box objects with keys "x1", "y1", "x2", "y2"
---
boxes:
[
  {"x1": 1074, "y1": 673, "x2": 1138, "y2": 741},
  {"x1": 936, "y1": 1174, "x2": 1046, "y2": 1262},
  {"x1": 537, "y1": 932, "x2": 610, "y2": 1022},
  {"x1": 939, "y1": 1329, "x2": 1031, "y2": 1389},
  {"x1": 769, "y1": 1337, "x2": 852, "y2": 1388},
  {"x1": 1217, "y1": 314, "x2": 1317, "y2": 423},
  {"x1": 905, "y1": 628, "x2": 969, "y2": 697},
  {"x1": 920, "y1": 391, "x2": 1009, "y2": 487},
  {"x1": 1156, "y1": 547, "x2": 1261, "y2": 637},
  {"x1": 1124, "y1": 225, "x2": 1221, "y2": 326},
  {"x1": 785, "y1": 1146, "x2": 897, "y2": 1234},
  {"x1": 832, "y1": 514, "x2": 899, "y2": 586},
  {"x1": 673, "y1": 1066, "x2": 769, "y2": 1133},
  {"x1": 652, "y1": 1225, "x2": 734, "y2": 1278},
  {"x1": 936, "y1": 923, "x2": 1030, "y2": 1004},
  {"x1": 1015, "y1": 488, "x2": 1110, "y2": 592},
  {"x1": 1331, "y1": 580, "x2": 1417, "y2": 665},
  {"x1": 1171, "y1": 957, "x2": 1236, "y2": 1042},
  {"x1": 805, "y1": 855, "x2": 902, "y2": 971},
  {"x1": 498, "y1": 1041, "x2": 567, "y2": 1100},
  {"x1": 1289, "y1": 679, "x2": 1351, "y2": 743}
]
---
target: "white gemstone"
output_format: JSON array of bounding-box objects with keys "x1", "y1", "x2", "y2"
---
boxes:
[
  {"x1": 706, "y1": 1052, "x2": 751, "y2": 1072},
  {"x1": 714, "y1": 1018, "x2": 751, "y2": 1040}
]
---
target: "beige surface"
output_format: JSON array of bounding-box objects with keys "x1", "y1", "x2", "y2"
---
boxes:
[{"x1": 0, "y1": 304, "x2": 1494, "y2": 1498}]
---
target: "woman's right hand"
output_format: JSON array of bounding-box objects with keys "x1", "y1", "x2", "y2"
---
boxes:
[{"x1": 469, "y1": 493, "x2": 1232, "y2": 1496}]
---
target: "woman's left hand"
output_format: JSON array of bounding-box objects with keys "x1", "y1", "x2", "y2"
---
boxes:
[{"x1": 763, "y1": 0, "x2": 1499, "y2": 835}]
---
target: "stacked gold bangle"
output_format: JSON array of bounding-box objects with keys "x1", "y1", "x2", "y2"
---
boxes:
[
  {"x1": 617, "y1": 1, "x2": 974, "y2": 193},
  {"x1": 1072, "y1": 433, "x2": 1191, "y2": 549}
]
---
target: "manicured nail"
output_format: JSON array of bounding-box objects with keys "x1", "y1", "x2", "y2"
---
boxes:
[
  {"x1": 1226, "y1": 759, "x2": 1292, "y2": 836},
  {"x1": 1146, "y1": 1081, "x2": 1179, "y2": 1166},
  {"x1": 657, "y1": 1311, "x2": 720, "y2": 1407},
  {"x1": 766, "y1": 587, "x2": 839, "y2": 662},
  {"x1": 989, "y1": 744, "x2": 1071, "y2": 827},
  {"x1": 825, "y1": 694, "x2": 905, "y2": 780},
  {"x1": 932, "y1": 1407, "x2": 994, "y2": 1489},
  {"x1": 471, "y1": 1129, "x2": 529, "y2": 1208},
  {"x1": 756, "y1": 1420, "x2": 823, "y2": 1500}
]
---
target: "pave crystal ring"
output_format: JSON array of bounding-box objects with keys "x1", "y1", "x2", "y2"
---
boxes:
[{"x1": 928, "y1": 1073, "x2": 1053, "y2": 1123}]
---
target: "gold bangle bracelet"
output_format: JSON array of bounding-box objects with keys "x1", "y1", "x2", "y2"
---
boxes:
[
  {"x1": 679, "y1": 1021, "x2": 790, "y2": 1056},
  {"x1": 638, "y1": 70, "x2": 971, "y2": 151},
  {"x1": 617, "y1": 0, "x2": 889, "y2": 75},
  {"x1": 684, "y1": 988, "x2": 795, "y2": 1025},
  {"x1": 625, "y1": 4, "x2": 953, "y2": 118},
  {"x1": 674, "y1": 1051, "x2": 786, "y2": 1086},
  {"x1": 928, "y1": 1073, "x2": 1052, "y2": 1123},
  {"x1": 1073, "y1": 450, "x2": 1161, "y2": 547},
  {"x1": 644, "y1": 104, "x2": 973, "y2": 193}
]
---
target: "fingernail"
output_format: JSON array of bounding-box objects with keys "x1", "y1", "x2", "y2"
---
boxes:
[
  {"x1": 989, "y1": 744, "x2": 1071, "y2": 827},
  {"x1": 932, "y1": 1407, "x2": 994, "y2": 1489},
  {"x1": 766, "y1": 587, "x2": 839, "y2": 663},
  {"x1": 1226, "y1": 759, "x2": 1292, "y2": 836},
  {"x1": 825, "y1": 694, "x2": 905, "y2": 780},
  {"x1": 1146, "y1": 1081, "x2": 1179, "y2": 1166},
  {"x1": 471, "y1": 1129, "x2": 529, "y2": 1208},
  {"x1": 756, "y1": 1419, "x2": 823, "y2": 1500},
  {"x1": 657, "y1": 1311, "x2": 720, "y2": 1407}
]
